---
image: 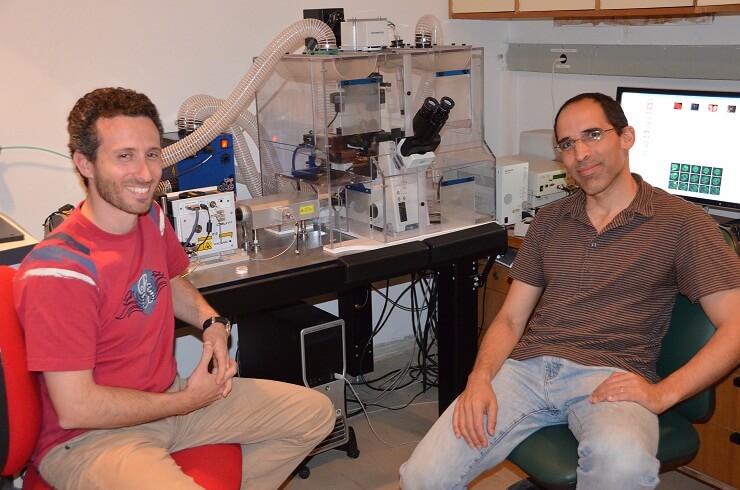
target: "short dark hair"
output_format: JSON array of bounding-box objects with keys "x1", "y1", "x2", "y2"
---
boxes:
[
  {"x1": 68, "y1": 87, "x2": 164, "y2": 163},
  {"x1": 553, "y1": 92, "x2": 629, "y2": 140}
]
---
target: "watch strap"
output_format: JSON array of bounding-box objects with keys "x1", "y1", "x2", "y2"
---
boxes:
[{"x1": 202, "y1": 316, "x2": 231, "y2": 334}]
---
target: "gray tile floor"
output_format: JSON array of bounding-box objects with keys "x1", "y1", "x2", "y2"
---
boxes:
[{"x1": 283, "y1": 349, "x2": 716, "y2": 489}]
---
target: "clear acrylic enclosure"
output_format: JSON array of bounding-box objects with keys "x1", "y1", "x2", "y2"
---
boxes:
[{"x1": 255, "y1": 45, "x2": 496, "y2": 249}]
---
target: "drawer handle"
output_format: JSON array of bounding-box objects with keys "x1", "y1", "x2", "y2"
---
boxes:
[
  {"x1": 734, "y1": 376, "x2": 739, "y2": 388},
  {"x1": 731, "y1": 432, "x2": 739, "y2": 446}
]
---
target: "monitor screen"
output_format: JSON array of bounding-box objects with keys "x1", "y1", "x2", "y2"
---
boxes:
[{"x1": 616, "y1": 86, "x2": 740, "y2": 212}]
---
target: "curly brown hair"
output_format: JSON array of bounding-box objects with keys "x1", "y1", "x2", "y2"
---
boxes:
[{"x1": 68, "y1": 87, "x2": 164, "y2": 186}]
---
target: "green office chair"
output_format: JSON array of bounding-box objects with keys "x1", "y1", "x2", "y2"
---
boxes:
[
  {"x1": 506, "y1": 294, "x2": 716, "y2": 489},
  {"x1": 718, "y1": 224, "x2": 740, "y2": 258}
]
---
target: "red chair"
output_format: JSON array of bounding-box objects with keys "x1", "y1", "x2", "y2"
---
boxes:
[{"x1": 0, "y1": 265, "x2": 242, "y2": 489}]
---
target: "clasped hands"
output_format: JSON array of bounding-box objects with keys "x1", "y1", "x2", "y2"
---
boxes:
[{"x1": 185, "y1": 328, "x2": 238, "y2": 408}]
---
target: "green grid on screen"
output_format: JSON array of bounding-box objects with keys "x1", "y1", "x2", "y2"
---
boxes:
[{"x1": 668, "y1": 162, "x2": 723, "y2": 196}]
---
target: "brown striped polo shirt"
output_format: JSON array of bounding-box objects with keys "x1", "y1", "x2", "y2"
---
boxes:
[{"x1": 509, "y1": 174, "x2": 740, "y2": 382}]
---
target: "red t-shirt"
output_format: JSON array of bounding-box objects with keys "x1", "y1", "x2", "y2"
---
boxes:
[{"x1": 14, "y1": 202, "x2": 190, "y2": 464}]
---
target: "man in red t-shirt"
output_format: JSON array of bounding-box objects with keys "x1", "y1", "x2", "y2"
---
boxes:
[{"x1": 15, "y1": 87, "x2": 334, "y2": 489}]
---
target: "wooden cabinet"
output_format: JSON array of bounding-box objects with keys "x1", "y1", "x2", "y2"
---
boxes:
[
  {"x1": 450, "y1": 0, "x2": 740, "y2": 18},
  {"x1": 452, "y1": 0, "x2": 514, "y2": 14},
  {"x1": 520, "y1": 0, "x2": 595, "y2": 11},
  {"x1": 478, "y1": 261, "x2": 512, "y2": 340},
  {"x1": 686, "y1": 369, "x2": 739, "y2": 488},
  {"x1": 478, "y1": 233, "x2": 521, "y2": 342},
  {"x1": 600, "y1": 0, "x2": 692, "y2": 8}
]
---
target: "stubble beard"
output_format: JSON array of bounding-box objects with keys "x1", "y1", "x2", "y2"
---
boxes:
[{"x1": 94, "y1": 175, "x2": 155, "y2": 216}]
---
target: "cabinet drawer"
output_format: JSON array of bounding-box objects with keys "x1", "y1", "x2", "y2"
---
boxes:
[
  {"x1": 489, "y1": 264, "x2": 513, "y2": 294},
  {"x1": 519, "y1": 0, "x2": 594, "y2": 10},
  {"x1": 688, "y1": 422, "x2": 739, "y2": 488},
  {"x1": 600, "y1": 0, "x2": 692, "y2": 7},
  {"x1": 711, "y1": 370, "x2": 739, "y2": 430},
  {"x1": 451, "y1": 0, "x2": 514, "y2": 13},
  {"x1": 479, "y1": 289, "x2": 507, "y2": 343}
]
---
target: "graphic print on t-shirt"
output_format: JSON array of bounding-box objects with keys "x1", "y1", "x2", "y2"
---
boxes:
[{"x1": 117, "y1": 269, "x2": 168, "y2": 318}]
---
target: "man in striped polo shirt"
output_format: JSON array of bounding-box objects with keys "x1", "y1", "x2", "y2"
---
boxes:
[{"x1": 400, "y1": 92, "x2": 740, "y2": 489}]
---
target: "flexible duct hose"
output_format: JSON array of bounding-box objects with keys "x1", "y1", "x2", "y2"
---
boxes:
[
  {"x1": 174, "y1": 94, "x2": 282, "y2": 196},
  {"x1": 174, "y1": 95, "x2": 261, "y2": 194},
  {"x1": 412, "y1": 15, "x2": 445, "y2": 115},
  {"x1": 174, "y1": 96, "x2": 255, "y2": 192},
  {"x1": 162, "y1": 19, "x2": 335, "y2": 168},
  {"x1": 415, "y1": 14, "x2": 444, "y2": 47}
]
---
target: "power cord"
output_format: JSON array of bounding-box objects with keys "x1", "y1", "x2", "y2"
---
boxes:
[
  {"x1": 347, "y1": 271, "x2": 439, "y2": 415},
  {"x1": 195, "y1": 204, "x2": 213, "y2": 252},
  {"x1": 338, "y1": 373, "x2": 424, "y2": 448},
  {"x1": 248, "y1": 224, "x2": 298, "y2": 261},
  {"x1": 183, "y1": 206, "x2": 201, "y2": 252},
  {"x1": 550, "y1": 54, "x2": 569, "y2": 121},
  {"x1": 42, "y1": 204, "x2": 74, "y2": 236},
  {"x1": 0, "y1": 145, "x2": 70, "y2": 160}
]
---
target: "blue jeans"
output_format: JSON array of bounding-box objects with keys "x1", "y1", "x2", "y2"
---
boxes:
[{"x1": 400, "y1": 357, "x2": 660, "y2": 489}]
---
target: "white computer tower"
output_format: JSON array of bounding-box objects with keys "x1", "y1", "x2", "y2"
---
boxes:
[{"x1": 236, "y1": 303, "x2": 350, "y2": 456}]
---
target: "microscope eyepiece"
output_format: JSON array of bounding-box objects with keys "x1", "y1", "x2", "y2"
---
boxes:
[
  {"x1": 440, "y1": 96, "x2": 454, "y2": 111},
  {"x1": 401, "y1": 95, "x2": 456, "y2": 157}
]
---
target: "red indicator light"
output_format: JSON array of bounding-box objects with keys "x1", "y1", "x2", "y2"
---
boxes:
[{"x1": 220, "y1": 139, "x2": 229, "y2": 149}]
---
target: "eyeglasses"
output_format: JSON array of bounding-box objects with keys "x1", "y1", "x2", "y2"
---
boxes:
[{"x1": 554, "y1": 128, "x2": 616, "y2": 153}]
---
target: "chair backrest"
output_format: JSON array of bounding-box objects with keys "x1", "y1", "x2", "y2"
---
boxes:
[
  {"x1": 1, "y1": 266, "x2": 243, "y2": 489},
  {"x1": 656, "y1": 294, "x2": 716, "y2": 422},
  {"x1": 718, "y1": 224, "x2": 740, "y2": 258},
  {"x1": 0, "y1": 265, "x2": 41, "y2": 477}
]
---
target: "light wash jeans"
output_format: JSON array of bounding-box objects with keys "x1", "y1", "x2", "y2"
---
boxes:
[{"x1": 400, "y1": 356, "x2": 660, "y2": 490}]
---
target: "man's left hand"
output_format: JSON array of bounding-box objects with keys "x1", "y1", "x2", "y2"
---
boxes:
[
  {"x1": 202, "y1": 325, "x2": 236, "y2": 397},
  {"x1": 588, "y1": 371, "x2": 668, "y2": 414}
]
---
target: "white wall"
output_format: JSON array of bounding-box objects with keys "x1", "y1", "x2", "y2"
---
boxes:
[
  {"x1": 0, "y1": 0, "x2": 450, "y2": 237},
  {"x1": 444, "y1": 15, "x2": 740, "y2": 156},
  {"x1": 3, "y1": 3, "x2": 739, "y2": 362}
]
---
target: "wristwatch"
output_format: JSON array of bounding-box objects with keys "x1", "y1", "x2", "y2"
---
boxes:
[{"x1": 202, "y1": 316, "x2": 231, "y2": 336}]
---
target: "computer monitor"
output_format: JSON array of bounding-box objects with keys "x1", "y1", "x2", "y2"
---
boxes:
[{"x1": 616, "y1": 86, "x2": 740, "y2": 216}]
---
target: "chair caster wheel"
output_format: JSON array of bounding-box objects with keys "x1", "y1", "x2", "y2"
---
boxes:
[{"x1": 297, "y1": 466, "x2": 310, "y2": 479}]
